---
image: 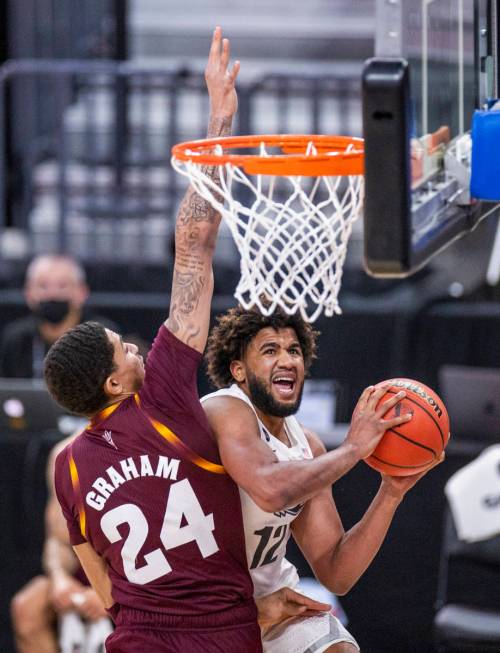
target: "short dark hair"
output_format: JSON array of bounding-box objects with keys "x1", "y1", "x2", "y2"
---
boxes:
[
  {"x1": 205, "y1": 305, "x2": 319, "y2": 388},
  {"x1": 44, "y1": 321, "x2": 116, "y2": 416}
]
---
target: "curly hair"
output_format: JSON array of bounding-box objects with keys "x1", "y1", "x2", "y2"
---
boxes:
[
  {"x1": 44, "y1": 321, "x2": 116, "y2": 416},
  {"x1": 205, "y1": 305, "x2": 319, "y2": 388}
]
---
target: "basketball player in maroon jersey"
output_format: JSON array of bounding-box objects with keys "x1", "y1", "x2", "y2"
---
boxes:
[{"x1": 44, "y1": 28, "x2": 330, "y2": 652}]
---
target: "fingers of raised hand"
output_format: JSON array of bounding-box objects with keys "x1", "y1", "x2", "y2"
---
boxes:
[
  {"x1": 227, "y1": 59, "x2": 241, "y2": 83},
  {"x1": 209, "y1": 26, "x2": 222, "y2": 56},
  {"x1": 207, "y1": 27, "x2": 225, "y2": 73},
  {"x1": 206, "y1": 28, "x2": 239, "y2": 89},
  {"x1": 208, "y1": 29, "x2": 231, "y2": 67},
  {"x1": 220, "y1": 37, "x2": 231, "y2": 67}
]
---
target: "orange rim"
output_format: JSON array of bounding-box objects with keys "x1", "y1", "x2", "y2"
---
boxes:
[{"x1": 171, "y1": 134, "x2": 364, "y2": 176}]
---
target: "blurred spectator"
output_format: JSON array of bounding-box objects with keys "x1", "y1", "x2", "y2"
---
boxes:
[
  {"x1": 0, "y1": 254, "x2": 117, "y2": 378},
  {"x1": 10, "y1": 433, "x2": 112, "y2": 653}
]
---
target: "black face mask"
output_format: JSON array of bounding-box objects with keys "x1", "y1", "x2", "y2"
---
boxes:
[{"x1": 34, "y1": 299, "x2": 71, "y2": 325}]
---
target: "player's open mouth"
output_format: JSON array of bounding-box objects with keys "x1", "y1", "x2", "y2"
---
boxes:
[{"x1": 272, "y1": 375, "x2": 295, "y2": 398}]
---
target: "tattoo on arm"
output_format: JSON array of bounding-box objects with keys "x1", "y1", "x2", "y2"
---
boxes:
[
  {"x1": 207, "y1": 115, "x2": 232, "y2": 140},
  {"x1": 168, "y1": 116, "x2": 231, "y2": 343},
  {"x1": 168, "y1": 269, "x2": 204, "y2": 343},
  {"x1": 178, "y1": 190, "x2": 218, "y2": 226},
  {"x1": 177, "y1": 115, "x2": 233, "y2": 227},
  {"x1": 169, "y1": 227, "x2": 206, "y2": 342}
]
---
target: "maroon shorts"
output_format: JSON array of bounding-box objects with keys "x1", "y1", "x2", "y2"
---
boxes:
[{"x1": 105, "y1": 602, "x2": 262, "y2": 652}]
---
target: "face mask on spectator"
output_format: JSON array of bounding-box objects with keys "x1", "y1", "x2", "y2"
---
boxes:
[{"x1": 34, "y1": 299, "x2": 71, "y2": 324}]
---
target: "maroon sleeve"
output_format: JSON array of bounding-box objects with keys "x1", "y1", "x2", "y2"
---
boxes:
[
  {"x1": 53, "y1": 448, "x2": 87, "y2": 546},
  {"x1": 139, "y1": 325, "x2": 202, "y2": 415}
]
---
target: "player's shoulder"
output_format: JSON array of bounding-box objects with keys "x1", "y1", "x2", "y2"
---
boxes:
[
  {"x1": 159, "y1": 324, "x2": 202, "y2": 360},
  {"x1": 202, "y1": 390, "x2": 255, "y2": 417},
  {"x1": 298, "y1": 424, "x2": 327, "y2": 457},
  {"x1": 140, "y1": 325, "x2": 202, "y2": 404},
  {"x1": 52, "y1": 430, "x2": 86, "y2": 471},
  {"x1": 53, "y1": 430, "x2": 83, "y2": 456}
]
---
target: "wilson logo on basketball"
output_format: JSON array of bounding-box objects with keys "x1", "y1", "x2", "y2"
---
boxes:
[
  {"x1": 365, "y1": 377, "x2": 450, "y2": 477},
  {"x1": 391, "y1": 380, "x2": 443, "y2": 418}
]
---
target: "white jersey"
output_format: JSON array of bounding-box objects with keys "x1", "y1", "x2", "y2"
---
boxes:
[{"x1": 201, "y1": 384, "x2": 314, "y2": 598}]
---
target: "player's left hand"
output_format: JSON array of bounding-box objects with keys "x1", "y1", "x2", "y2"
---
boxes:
[
  {"x1": 380, "y1": 451, "x2": 445, "y2": 498},
  {"x1": 256, "y1": 587, "x2": 330, "y2": 629},
  {"x1": 205, "y1": 26, "x2": 240, "y2": 118}
]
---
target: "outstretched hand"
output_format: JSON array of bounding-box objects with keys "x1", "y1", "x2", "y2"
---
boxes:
[
  {"x1": 344, "y1": 384, "x2": 412, "y2": 460},
  {"x1": 256, "y1": 586, "x2": 331, "y2": 630},
  {"x1": 205, "y1": 26, "x2": 240, "y2": 118}
]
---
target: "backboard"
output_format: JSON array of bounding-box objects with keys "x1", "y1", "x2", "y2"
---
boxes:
[{"x1": 363, "y1": 0, "x2": 500, "y2": 276}]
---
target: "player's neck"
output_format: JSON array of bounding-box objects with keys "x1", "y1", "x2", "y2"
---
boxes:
[
  {"x1": 253, "y1": 407, "x2": 287, "y2": 442},
  {"x1": 106, "y1": 393, "x2": 130, "y2": 405},
  {"x1": 98, "y1": 392, "x2": 135, "y2": 415}
]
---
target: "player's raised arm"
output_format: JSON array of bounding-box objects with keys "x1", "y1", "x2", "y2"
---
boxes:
[{"x1": 166, "y1": 27, "x2": 240, "y2": 352}]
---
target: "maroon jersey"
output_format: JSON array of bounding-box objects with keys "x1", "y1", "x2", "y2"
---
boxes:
[{"x1": 54, "y1": 325, "x2": 255, "y2": 619}]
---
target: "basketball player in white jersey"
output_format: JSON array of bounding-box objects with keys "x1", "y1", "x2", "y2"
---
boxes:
[{"x1": 202, "y1": 305, "x2": 442, "y2": 653}]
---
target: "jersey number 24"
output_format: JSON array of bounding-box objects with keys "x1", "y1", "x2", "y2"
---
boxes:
[{"x1": 100, "y1": 478, "x2": 219, "y2": 584}]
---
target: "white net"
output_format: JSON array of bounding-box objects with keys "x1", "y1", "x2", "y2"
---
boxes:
[{"x1": 172, "y1": 142, "x2": 364, "y2": 322}]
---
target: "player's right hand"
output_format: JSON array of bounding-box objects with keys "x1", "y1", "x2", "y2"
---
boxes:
[{"x1": 343, "y1": 384, "x2": 412, "y2": 460}]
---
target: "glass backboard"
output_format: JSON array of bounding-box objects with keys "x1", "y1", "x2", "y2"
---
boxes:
[{"x1": 363, "y1": 0, "x2": 500, "y2": 276}]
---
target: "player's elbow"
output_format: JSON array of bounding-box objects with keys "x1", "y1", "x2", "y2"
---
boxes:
[
  {"x1": 318, "y1": 563, "x2": 357, "y2": 596},
  {"x1": 248, "y1": 476, "x2": 291, "y2": 513},
  {"x1": 329, "y1": 579, "x2": 353, "y2": 596},
  {"x1": 320, "y1": 574, "x2": 353, "y2": 597},
  {"x1": 253, "y1": 493, "x2": 288, "y2": 513}
]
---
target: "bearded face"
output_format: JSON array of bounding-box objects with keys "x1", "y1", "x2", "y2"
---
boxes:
[
  {"x1": 247, "y1": 368, "x2": 304, "y2": 417},
  {"x1": 234, "y1": 327, "x2": 305, "y2": 417}
]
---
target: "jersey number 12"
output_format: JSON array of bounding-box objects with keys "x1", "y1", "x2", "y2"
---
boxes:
[{"x1": 250, "y1": 524, "x2": 288, "y2": 569}]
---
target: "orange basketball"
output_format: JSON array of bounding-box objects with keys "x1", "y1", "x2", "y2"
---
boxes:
[{"x1": 365, "y1": 378, "x2": 450, "y2": 476}]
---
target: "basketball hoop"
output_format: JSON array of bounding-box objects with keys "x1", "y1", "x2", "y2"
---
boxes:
[{"x1": 171, "y1": 134, "x2": 364, "y2": 322}]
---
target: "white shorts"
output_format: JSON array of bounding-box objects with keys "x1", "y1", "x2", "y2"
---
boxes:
[{"x1": 262, "y1": 610, "x2": 359, "y2": 653}]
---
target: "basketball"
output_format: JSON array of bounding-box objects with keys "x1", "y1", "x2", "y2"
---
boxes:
[{"x1": 365, "y1": 378, "x2": 450, "y2": 476}]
